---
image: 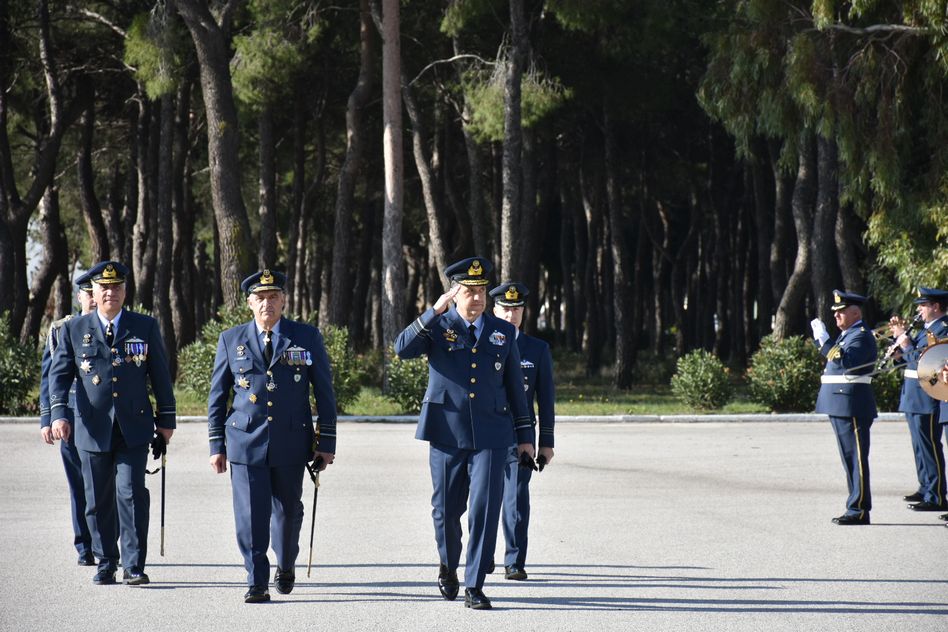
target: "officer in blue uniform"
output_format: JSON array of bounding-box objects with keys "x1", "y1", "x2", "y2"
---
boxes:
[
  {"x1": 395, "y1": 257, "x2": 535, "y2": 610},
  {"x1": 889, "y1": 287, "x2": 948, "y2": 512},
  {"x1": 208, "y1": 270, "x2": 337, "y2": 604},
  {"x1": 810, "y1": 290, "x2": 877, "y2": 525},
  {"x1": 489, "y1": 282, "x2": 555, "y2": 581},
  {"x1": 39, "y1": 270, "x2": 97, "y2": 566},
  {"x1": 48, "y1": 261, "x2": 176, "y2": 585}
]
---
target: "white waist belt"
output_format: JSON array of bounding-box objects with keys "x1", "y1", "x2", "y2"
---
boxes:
[
  {"x1": 821, "y1": 375, "x2": 872, "y2": 384},
  {"x1": 904, "y1": 369, "x2": 918, "y2": 379}
]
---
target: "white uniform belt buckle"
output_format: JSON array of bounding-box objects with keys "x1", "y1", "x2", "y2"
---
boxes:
[
  {"x1": 903, "y1": 369, "x2": 918, "y2": 379},
  {"x1": 820, "y1": 375, "x2": 872, "y2": 384}
]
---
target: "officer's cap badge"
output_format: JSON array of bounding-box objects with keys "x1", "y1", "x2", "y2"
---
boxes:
[
  {"x1": 261, "y1": 269, "x2": 275, "y2": 286},
  {"x1": 468, "y1": 260, "x2": 482, "y2": 276},
  {"x1": 505, "y1": 287, "x2": 520, "y2": 301}
]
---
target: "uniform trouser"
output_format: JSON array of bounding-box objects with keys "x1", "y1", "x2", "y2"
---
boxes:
[
  {"x1": 830, "y1": 415, "x2": 872, "y2": 517},
  {"x1": 78, "y1": 434, "x2": 149, "y2": 571},
  {"x1": 429, "y1": 443, "x2": 506, "y2": 590},
  {"x1": 59, "y1": 437, "x2": 92, "y2": 555},
  {"x1": 501, "y1": 444, "x2": 533, "y2": 568},
  {"x1": 904, "y1": 412, "x2": 946, "y2": 506},
  {"x1": 229, "y1": 462, "x2": 305, "y2": 587}
]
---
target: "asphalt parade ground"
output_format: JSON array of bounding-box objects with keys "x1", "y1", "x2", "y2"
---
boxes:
[{"x1": 1, "y1": 419, "x2": 946, "y2": 632}]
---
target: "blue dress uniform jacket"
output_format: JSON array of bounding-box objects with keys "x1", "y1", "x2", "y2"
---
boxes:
[
  {"x1": 395, "y1": 306, "x2": 535, "y2": 448},
  {"x1": 207, "y1": 317, "x2": 337, "y2": 588},
  {"x1": 501, "y1": 332, "x2": 555, "y2": 569},
  {"x1": 48, "y1": 311, "x2": 177, "y2": 450},
  {"x1": 517, "y1": 334, "x2": 555, "y2": 448},
  {"x1": 46, "y1": 309, "x2": 176, "y2": 573},
  {"x1": 895, "y1": 316, "x2": 948, "y2": 505},
  {"x1": 395, "y1": 306, "x2": 534, "y2": 591},
  {"x1": 814, "y1": 322, "x2": 877, "y2": 518},
  {"x1": 207, "y1": 319, "x2": 337, "y2": 464},
  {"x1": 815, "y1": 322, "x2": 878, "y2": 419},
  {"x1": 39, "y1": 316, "x2": 92, "y2": 559}
]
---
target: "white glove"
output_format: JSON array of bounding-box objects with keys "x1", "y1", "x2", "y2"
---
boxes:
[{"x1": 810, "y1": 318, "x2": 829, "y2": 346}]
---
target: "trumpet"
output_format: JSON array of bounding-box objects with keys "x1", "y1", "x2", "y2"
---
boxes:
[{"x1": 877, "y1": 314, "x2": 924, "y2": 369}]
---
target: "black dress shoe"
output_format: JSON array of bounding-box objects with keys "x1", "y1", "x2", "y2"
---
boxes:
[
  {"x1": 903, "y1": 492, "x2": 924, "y2": 502},
  {"x1": 464, "y1": 588, "x2": 492, "y2": 610},
  {"x1": 939, "y1": 513, "x2": 948, "y2": 521},
  {"x1": 437, "y1": 564, "x2": 459, "y2": 601},
  {"x1": 274, "y1": 567, "x2": 295, "y2": 594},
  {"x1": 93, "y1": 568, "x2": 116, "y2": 585},
  {"x1": 832, "y1": 513, "x2": 870, "y2": 525},
  {"x1": 504, "y1": 565, "x2": 527, "y2": 581},
  {"x1": 123, "y1": 568, "x2": 150, "y2": 585},
  {"x1": 908, "y1": 501, "x2": 948, "y2": 512},
  {"x1": 77, "y1": 552, "x2": 96, "y2": 566},
  {"x1": 486, "y1": 560, "x2": 495, "y2": 574},
  {"x1": 244, "y1": 585, "x2": 271, "y2": 603}
]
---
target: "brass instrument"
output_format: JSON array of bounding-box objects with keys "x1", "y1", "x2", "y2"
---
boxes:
[{"x1": 917, "y1": 340, "x2": 948, "y2": 401}]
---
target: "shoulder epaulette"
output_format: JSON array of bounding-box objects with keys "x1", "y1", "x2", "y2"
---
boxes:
[{"x1": 51, "y1": 314, "x2": 73, "y2": 330}]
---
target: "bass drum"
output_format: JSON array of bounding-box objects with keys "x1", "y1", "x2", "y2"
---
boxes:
[{"x1": 916, "y1": 340, "x2": 948, "y2": 401}]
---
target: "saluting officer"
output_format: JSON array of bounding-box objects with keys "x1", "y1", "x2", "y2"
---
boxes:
[
  {"x1": 489, "y1": 282, "x2": 554, "y2": 581},
  {"x1": 811, "y1": 290, "x2": 877, "y2": 525},
  {"x1": 48, "y1": 261, "x2": 176, "y2": 585},
  {"x1": 889, "y1": 287, "x2": 948, "y2": 512},
  {"x1": 208, "y1": 270, "x2": 337, "y2": 604},
  {"x1": 39, "y1": 270, "x2": 97, "y2": 566},
  {"x1": 394, "y1": 257, "x2": 535, "y2": 611}
]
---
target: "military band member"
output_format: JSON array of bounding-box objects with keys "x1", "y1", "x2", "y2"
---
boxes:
[
  {"x1": 889, "y1": 287, "x2": 948, "y2": 512},
  {"x1": 810, "y1": 290, "x2": 877, "y2": 525},
  {"x1": 394, "y1": 257, "x2": 535, "y2": 610},
  {"x1": 207, "y1": 270, "x2": 337, "y2": 603},
  {"x1": 940, "y1": 363, "x2": 948, "y2": 525},
  {"x1": 38, "y1": 270, "x2": 97, "y2": 566},
  {"x1": 489, "y1": 282, "x2": 555, "y2": 581},
  {"x1": 48, "y1": 261, "x2": 176, "y2": 585}
]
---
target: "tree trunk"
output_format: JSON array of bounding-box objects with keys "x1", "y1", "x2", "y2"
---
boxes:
[
  {"x1": 768, "y1": 139, "x2": 793, "y2": 307},
  {"x1": 603, "y1": 102, "x2": 633, "y2": 387},
  {"x1": 835, "y1": 201, "x2": 864, "y2": 294},
  {"x1": 172, "y1": 0, "x2": 254, "y2": 307},
  {"x1": 773, "y1": 130, "x2": 816, "y2": 339},
  {"x1": 131, "y1": 97, "x2": 152, "y2": 306},
  {"x1": 155, "y1": 93, "x2": 176, "y2": 374},
  {"x1": 20, "y1": 186, "x2": 67, "y2": 343},
  {"x1": 380, "y1": 0, "x2": 404, "y2": 354},
  {"x1": 76, "y1": 86, "x2": 109, "y2": 262},
  {"x1": 500, "y1": 0, "x2": 527, "y2": 280},
  {"x1": 171, "y1": 74, "x2": 196, "y2": 348},
  {"x1": 750, "y1": 137, "x2": 773, "y2": 341},
  {"x1": 257, "y1": 105, "x2": 277, "y2": 268},
  {"x1": 452, "y1": 35, "x2": 489, "y2": 257},
  {"x1": 329, "y1": 0, "x2": 377, "y2": 326},
  {"x1": 810, "y1": 134, "x2": 842, "y2": 323},
  {"x1": 0, "y1": 0, "x2": 79, "y2": 336}
]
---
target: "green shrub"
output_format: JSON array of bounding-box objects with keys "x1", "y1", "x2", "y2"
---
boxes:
[
  {"x1": 0, "y1": 312, "x2": 40, "y2": 415},
  {"x1": 385, "y1": 349, "x2": 429, "y2": 413},
  {"x1": 319, "y1": 323, "x2": 363, "y2": 413},
  {"x1": 747, "y1": 335, "x2": 822, "y2": 412},
  {"x1": 670, "y1": 349, "x2": 733, "y2": 410},
  {"x1": 176, "y1": 306, "x2": 250, "y2": 401}
]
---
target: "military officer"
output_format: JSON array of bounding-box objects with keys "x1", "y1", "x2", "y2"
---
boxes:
[
  {"x1": 889, "y1": 287, "x2": 948, "y2": 512},
  {"x1": 810, "y1": 290, "x2": 877, "y2": 525},
  {"x1": 207, "y1": 270, "x2": 337, "y2": 604},
  {"x1": 48, "y1": 261, "x2": 176, "y2": 585},
  {"x1": 394, "y1": 257, "x2": 535, "y2": 610},
  {"x1": 38, "y1": 270, "x2": 97, "y2": 566},
  {"x1": 489, "y1": 282, "x2": 554, "y2": 581}
]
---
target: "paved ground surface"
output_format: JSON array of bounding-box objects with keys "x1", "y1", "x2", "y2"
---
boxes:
[{"x1": 1, "y1": 420, "x2": 946, "y2": 632}]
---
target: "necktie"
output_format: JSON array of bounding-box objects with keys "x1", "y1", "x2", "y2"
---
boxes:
[
  {"x1": 105, "y1": 321, "x2": 114, "y2": 347},
  {"x1": 264, "y1": 331, "x2": 273, "y2": 366},
  {"x1": 469, "y1": 324, "x2": 477, "y2": 347}
]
